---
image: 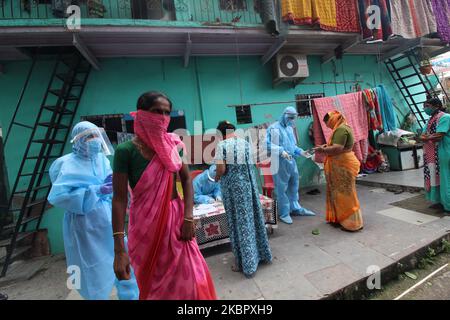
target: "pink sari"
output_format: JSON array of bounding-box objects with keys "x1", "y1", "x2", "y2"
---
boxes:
[
  {"x1": 127, "y1": 111, "x2": 216, "y2": 300},
  {"x1": 127, "y1": 155, "x2": 217, "y2": 300}
]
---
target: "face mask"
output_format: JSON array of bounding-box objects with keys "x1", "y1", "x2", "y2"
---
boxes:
[
  {"x1": 87, "y1": 138, "x2": 103, "y2": 156},
  {"x1": 134, "y1": 110, "x2": 183, "y2": 172},
  {"x1": 284, "y1": 115, "x2": 296, "y2": 127}
]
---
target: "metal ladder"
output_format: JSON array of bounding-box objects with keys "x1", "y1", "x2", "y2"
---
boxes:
[
  {"x1": 0, "y1": 51, "x2": 91, "y2": 277},
  {"x1": 385, "y1": 49, "x2": 449, "y2": 129}
]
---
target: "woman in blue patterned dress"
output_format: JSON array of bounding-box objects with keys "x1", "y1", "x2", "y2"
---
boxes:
[{"x1": 215, "y1": 121, "x2": 273, "y2": 278}]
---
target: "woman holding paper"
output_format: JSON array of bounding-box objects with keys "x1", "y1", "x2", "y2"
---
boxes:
[{"x1": 315, "y1": 111, "x2": 364, "y2": 232}]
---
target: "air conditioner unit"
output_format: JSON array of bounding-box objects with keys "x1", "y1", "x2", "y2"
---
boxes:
[{"x1": 273, "y1": 53, "x2": 309, "y2": 86}]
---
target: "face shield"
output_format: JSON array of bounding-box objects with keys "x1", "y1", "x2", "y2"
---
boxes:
[{"x1": 71, "y1": 127, "x2": 114, "y2": 157}]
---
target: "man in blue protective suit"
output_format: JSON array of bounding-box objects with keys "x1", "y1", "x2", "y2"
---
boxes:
[
  {"x1": 266, "y1": 107, "x2": 316, "y2": 225},
  {"x1": 48, "y1": 121, "x2": 139, "y2": 300},
  {"x1": 193, "y1": 165, "x2": 222, "y2": 204}
]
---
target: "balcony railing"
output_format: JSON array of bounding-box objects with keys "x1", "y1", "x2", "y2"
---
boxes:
[{"x1": 0, "y1": 0, "x2": 264, "y2": 25}]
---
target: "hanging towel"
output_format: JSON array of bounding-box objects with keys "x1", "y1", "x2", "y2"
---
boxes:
[
  {"x1": 431, "y1": 0, "x2": 450, "y2": 43},
  {"x1": 375, "y1": 85, "x2": 398, "y2": 132},
  {"x1": 358, "y1": 0, "x2": 393, "y2": 41},
  {"x1": 390, "y1": 0, "x2": 437, "y2": 39},
  {"x1": 313, "y1": 92, "x2": 369, "y2": 162}
]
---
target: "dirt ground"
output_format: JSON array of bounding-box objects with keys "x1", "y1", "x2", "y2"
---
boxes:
[{"x1": 369, "y1": 252, "x2": 450, "y2": 300}]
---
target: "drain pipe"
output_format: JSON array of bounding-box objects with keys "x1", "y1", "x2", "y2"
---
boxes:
[{"x1": 194, "y1": 57, "x2": 206, "y2": 132}]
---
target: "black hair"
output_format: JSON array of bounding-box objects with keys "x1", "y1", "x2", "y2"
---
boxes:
[
  {"x1": 137, "y1": 91, "x2": 173, "y2": 111},
  {"x1": 425, "y1": 98, "x2": 443, "y2": 110},
  {"x1": 323, "y1": 113, "x2": 330, "y2": 124},
  {"x1": 217, "y1": 121, "x2": 236, "y2": 137}
]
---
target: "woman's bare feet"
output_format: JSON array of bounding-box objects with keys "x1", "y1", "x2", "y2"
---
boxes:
[{"x1": 231, "y1": 264, "x2": 241, "y2": 273}]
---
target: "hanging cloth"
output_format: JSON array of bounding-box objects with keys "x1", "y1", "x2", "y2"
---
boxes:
[
  {"x1": 358, "y1": 0, "x2": 393, "y2": 41},
  {"x1": 375, "y1": 85, "x2": 398, "y2": 132},
  {"x1": 363, "y1": 88, "x2": 383, "y2": 131},
  {"x1": 431, "y1": 0, "x2": 450, "y2": 43},
  {"x1": 313, "y1": 92, "x2": 369, "y2": 163},
  {"x1": 390, "y1": 0, "x2": 437, "y2": 39}
]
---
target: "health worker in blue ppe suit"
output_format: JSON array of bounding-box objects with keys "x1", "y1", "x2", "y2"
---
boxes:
[
  {"x1": 48, "y1": 121, "x2": 139, "y2": 300},
  {"x1": 266, "y1": 107, "x2": 316, "y2": 224},
  {"x1": 193, "y1": 165, "x2": 222, "y2": 204}
]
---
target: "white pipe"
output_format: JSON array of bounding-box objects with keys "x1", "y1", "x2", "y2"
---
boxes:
[{"x1": 394, "y1": 263, "x2": 449, "y2": 300}]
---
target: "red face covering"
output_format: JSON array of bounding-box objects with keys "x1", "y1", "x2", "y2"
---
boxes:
[{"x1": 132, "y1": 110, "x2": 183, "y2": 173}]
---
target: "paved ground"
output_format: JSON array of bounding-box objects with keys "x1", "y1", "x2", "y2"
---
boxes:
[
  {"x1": 1, "y1": 183, "x2": 449, "y2": 300},
  {"x1": 357, "y1": 169, "x2": 424, "y2": 189}
]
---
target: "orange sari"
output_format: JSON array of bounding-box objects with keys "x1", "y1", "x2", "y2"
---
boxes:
[{"x1": 324, "y1": 112, "x2": 363, "y2": 231}]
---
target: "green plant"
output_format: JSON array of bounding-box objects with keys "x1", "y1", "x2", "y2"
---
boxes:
[
  {"x1": 426, "y1": 247, "x2": 437, "y2": 258},
  {"x1": 419, "y1": 52, "x2": 432, "y2": 67},
  {"x1": 441, "y1": 239, "x2": 450, "y2": 253}
]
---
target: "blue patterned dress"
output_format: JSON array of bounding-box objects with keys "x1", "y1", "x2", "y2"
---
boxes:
[{"x1": 215, "y1": 137, "x2": 273, "y2": 276}]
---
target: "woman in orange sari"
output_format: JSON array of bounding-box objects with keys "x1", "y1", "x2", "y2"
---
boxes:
[{"x1": 315, "y1": 111, "x2": 363, "y2": 232}]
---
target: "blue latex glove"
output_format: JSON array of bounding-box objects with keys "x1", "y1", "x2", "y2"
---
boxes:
[
  {"x1": 104, "y1": 174, "x2": 113, "y2": 184},
  {"x1": 99, "y1": 182, "x2": 113, "y2": 195}
]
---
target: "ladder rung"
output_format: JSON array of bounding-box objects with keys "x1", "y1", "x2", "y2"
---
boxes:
[
  {"x1": 38, "y1": 122, "x2": 69, "y2": 130},
  {"x1": 411, "y1": 91, "x2": 428, "y2": 97},
  {"x1": 49, "y1": 90, "x2": 79, "y2": 101},
  {"x1": 12, "y1": 122, "x2": 33, "y2": 130},
  {"x1": 15, "y1": 184, "x2": 51, "y2": 195},
  {"x1": 32, "y1": 139, "x2": 64, "y2": 145},
  {"x1": 395, "y1": 73, "x2": 419, "y2": 81},
  {"x1": 395, "y1": 64, "x2": 413, "y2": 72},
  {"x1": 26, "y1": 155, "x2": 59, "y2": 160},
  {"x1": 43, "y1": 106, "x2": 74, "y2": 115},
  {"x1": 55, "y1": 73, "x2": 84, "y2": 86},
  {"x1": 2, "y1": 217, "x2": 40, "y2": 231},
  {"x1": 0, "y1": 246, "x2": 32, "y2": 264},
  {"x1": 401, "y1": 83, "x2": 423, "y2": 90},
  {"x1": 390, "y1": 55, "x2": 409, "y2": 63},
  {"x1": 0, "y1": 232, "x2": 34, "y2": 248},
  {"x1": 26, "y1": 199, "x2": 47, "y2": 209},
  {"x1": 21, "y1": 170, "x2": 50, "y2": 177}
]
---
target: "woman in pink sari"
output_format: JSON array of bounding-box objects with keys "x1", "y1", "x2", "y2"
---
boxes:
[{"x1": 112, "y1": 92, "x2": 217, "y2": 300}]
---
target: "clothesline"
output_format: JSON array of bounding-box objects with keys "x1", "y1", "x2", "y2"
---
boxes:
[{"x1": 228, "y1": 81, "x2": 364, "y2": 108}]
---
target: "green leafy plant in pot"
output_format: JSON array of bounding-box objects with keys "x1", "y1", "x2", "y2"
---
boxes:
[{"x1": 419, "y1": 54, "x2": 433, "y2": 75}]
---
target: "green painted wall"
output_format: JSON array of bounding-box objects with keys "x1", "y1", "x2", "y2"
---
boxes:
[{"x1": 0, "y1": 54, "x2": 410, "y2": 254}]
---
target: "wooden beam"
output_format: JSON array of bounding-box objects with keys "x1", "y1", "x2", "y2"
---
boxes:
[
  {"x1": 72, "y1": 34, "x2": 100, "y2": 71},
  {"x1": 321, "y1": 35, "x2": 362, "y2": 64},
  {"x1": 261, "y1": 36, "x2": 287, "y2": 65},
  {"x1": 183, "y1": 33, "x2": 192, "y2": 68}
]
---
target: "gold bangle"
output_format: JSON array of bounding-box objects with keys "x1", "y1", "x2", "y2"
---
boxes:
[
  {"x1": 113, "y1": 232, "x2": 126, "y2": 237},
  {"x1": 184, "y1": 218, "x2": 195, "y2": 223}
]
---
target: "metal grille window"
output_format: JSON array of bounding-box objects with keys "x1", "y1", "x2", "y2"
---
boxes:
[
  {"x1": 220, "y1": 0, "x2": 247, "y2": 11},
  {"x1": 296, "y1": 94, "x2": 324, "y2": 117},
  {"x1": 236, "y1": 105, "x2": 253, "y2": 124}
]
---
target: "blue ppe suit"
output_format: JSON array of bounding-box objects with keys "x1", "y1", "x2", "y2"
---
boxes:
[
  {"x1": 266, "y1": 107, "x2": 316, "y2": 224},
  {"x1": 48, "y1": 121, "x2": 139, "y2": 300},
  {"x1": 193, "y1": 165, "x2": 222, "y2": 204}
]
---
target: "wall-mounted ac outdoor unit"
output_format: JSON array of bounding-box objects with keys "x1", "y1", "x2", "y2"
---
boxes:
[{"x1": 273, "y1": 53, "x2": 309, "y2": 87}]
